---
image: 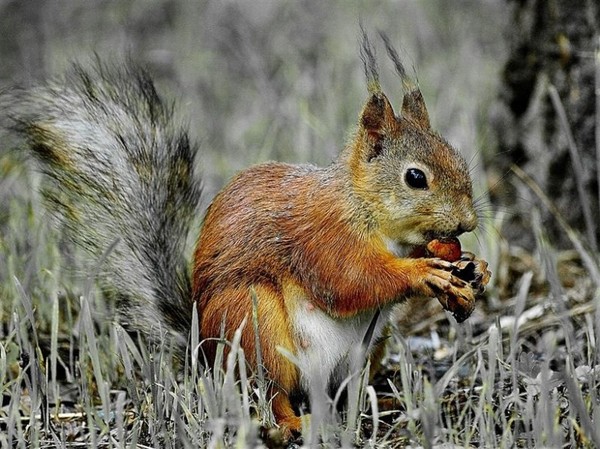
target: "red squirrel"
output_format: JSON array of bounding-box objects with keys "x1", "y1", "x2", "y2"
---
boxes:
[{"x1": 4, "y1": 33, "x2": 490, "y2": 438}]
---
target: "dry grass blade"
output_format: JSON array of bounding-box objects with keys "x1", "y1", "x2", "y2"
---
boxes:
[
  {"x1": 562, "y1": 361, "x2": 600, "y2": 446},
  {"x1": 365, "y1": 385, "x2": 379, "y2": 448},
  {"x1": 511, "y1": 164, "x2": 600, "y2": 288},
  {"x1": 548, "y1": 84, "x2": 598, "y2": 252},
  {"x1": 596, "y1": 37, "x2": 600, "y2": 224}
]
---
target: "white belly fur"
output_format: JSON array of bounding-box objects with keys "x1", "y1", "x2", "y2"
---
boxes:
[{"x1": 290, "y1": 295, "x2": 395, "y2": 393}]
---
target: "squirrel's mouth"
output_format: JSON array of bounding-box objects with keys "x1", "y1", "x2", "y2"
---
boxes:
[
  {"x1": 423, "y1": 230, "x2": 462, "y2": 242},
  {"x1": 384, "y1": 228, "x2": 463, "y2": 256}
]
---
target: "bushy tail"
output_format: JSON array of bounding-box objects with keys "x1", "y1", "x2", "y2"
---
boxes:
[{"x1": 3, "y1": 61, "x2": 202, "y2": 347}]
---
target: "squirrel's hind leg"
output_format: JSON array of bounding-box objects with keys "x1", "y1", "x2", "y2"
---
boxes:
[
  {"x1": 200, "y1": 284, "x2": 304, "y2": 437},
  {"x1": 251, "y1": 284, "x2": 305, "y2": 437}
]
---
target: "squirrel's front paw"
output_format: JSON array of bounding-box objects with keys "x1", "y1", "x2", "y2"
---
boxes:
[
  {"x1": 451, "y1": 254, "x2": 491, "y2": 293},
  {"x1": 410, "y1": 247, "x2": 491, "y2": 322},
  {"x1": 442, "y1": 255, "x2": 491, "y2": 322},
  {"x1": 418, "y1": 259, "x2": 476, "y2": 322}
]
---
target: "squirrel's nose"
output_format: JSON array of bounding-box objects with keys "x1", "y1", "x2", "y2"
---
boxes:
[
  {"x1": 456, "y1": 223, "x2": 469, "y2": 236},
  {"x1": 456, "y1": 211, "x2": 478, "y2": 235},
  {"x1": 453, "y1": 206, "x2": 478, "y2": 235}
]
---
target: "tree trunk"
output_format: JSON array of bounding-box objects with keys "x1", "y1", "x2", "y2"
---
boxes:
[{"x1": 493, "y1": 0, "x2": 599, "y2": 251}]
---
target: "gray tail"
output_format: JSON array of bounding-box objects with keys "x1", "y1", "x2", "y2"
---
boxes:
[{"x1": 3, "y1": 61, "x2": 202, "y2": 348}]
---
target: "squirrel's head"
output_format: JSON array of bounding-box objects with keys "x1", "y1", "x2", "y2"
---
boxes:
[{"x1": 346, "y1": 31, "x2": 477, "y2": 246}]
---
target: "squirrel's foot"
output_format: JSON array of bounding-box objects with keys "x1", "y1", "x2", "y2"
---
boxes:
[
  {"x1": 267, "y1": 414, "x2": 306, "y2": 445},
  {"x1": 270, "y1": 389, "x2": 307, "y2": 444}
]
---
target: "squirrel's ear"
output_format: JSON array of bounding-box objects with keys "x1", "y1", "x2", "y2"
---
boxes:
[
  {"x1": 359, "y1": 92, "x2": 396, "y2": 161},
  {"x1": 401, "y1": 88, "x2": 431, "y2": 130}
]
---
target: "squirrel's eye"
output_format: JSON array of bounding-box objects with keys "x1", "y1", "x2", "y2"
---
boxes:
[{"x1": 405, "y1": 168, "x2": 428, "y2": 189}]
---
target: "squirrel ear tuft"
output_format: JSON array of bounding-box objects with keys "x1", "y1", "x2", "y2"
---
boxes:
[
  {"x1": 359, "y1": 92, "x2": 396, "y2": 161},
  {"x1": 401, "y1": 88, "x2": 431, "y2": 130},
  {"x1": 377, "y1": 32, "x2": 431, "y2": 130}
]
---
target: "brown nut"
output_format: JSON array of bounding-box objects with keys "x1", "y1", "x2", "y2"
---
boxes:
[{"x1": 426, "y1": 237, "x2": 462, "y2": 262}]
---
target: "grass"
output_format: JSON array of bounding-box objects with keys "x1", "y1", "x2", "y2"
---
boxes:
[{"x1": 1, "y1": 1, "x2": 600, "y2": 448}]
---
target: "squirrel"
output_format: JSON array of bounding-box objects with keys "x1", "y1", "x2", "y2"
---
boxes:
[{"x1": 3, "y1": 33, "x2": 490, "y2": 439}]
